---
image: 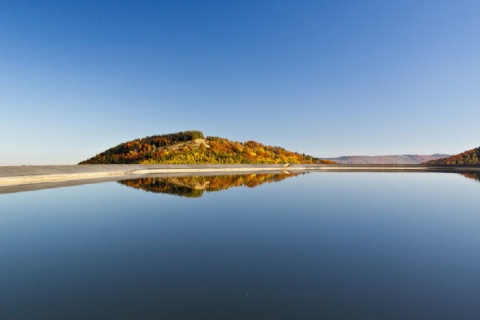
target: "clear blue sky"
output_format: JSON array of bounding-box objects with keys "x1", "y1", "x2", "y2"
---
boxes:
[{"x1": 1, "y1": 0, "x2": 479, "y2": 164}]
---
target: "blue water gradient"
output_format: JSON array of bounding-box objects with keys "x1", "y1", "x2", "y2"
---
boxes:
[{"x1": 1, "y1": 172, "x2": 480, "y2": 319}]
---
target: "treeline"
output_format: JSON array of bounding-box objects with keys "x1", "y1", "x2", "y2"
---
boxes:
[
  {"x1": 425, "y1": 146, "x2": 480, "y2": 165},
  {"x1": 79, "y1": 130, "x2": 335, "y2": 165}
]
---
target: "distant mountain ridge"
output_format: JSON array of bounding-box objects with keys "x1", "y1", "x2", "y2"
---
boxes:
[
  {"x1": 328, "y1": 154, "x2": 450, "y2": 165},
  {"x1": 424, "y1": 146, "x2": 480, "y2": 165},
  {"x1": 79, "y1": 130, "x2": 334, "y2": 165}
]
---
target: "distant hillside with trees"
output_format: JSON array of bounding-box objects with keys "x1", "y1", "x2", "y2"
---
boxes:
[
  {"x1": 424, "y1": 146, "x2": 480, "y2": 165},
  {"x1": 79, "y1": 130, "x2": 334, "y2": 165}
]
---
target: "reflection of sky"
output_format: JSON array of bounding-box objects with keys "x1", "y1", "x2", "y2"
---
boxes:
[
  {"x1": 2, "y1": 1, "x2": 480, "y2": 165},
  {"x1": 1, "y1": 172, "x2": 480, "y2": 318}
]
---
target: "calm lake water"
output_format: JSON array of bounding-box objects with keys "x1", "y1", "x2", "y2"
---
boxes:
[{"x1": 1, "y1": 172, "x2": 480, "y2": 319}]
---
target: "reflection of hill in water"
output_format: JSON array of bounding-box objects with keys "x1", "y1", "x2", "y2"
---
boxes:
[
  {"x1": 462, "y1": 173, "x2": 480, "y2": 183},
  {"x1": 118, "y1": 173, "x2": 303, "y2": 198}
]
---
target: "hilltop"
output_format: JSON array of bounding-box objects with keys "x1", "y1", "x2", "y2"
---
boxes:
[
  {"x1": 329, "y1": 154, "x2": 450, "y2": 165},
  {"x1": 79, "y1": 130, "x2": 334, "y2": 165},
  {"x1": 424, "y1": 146, "x2": 480, "y2": 165}
]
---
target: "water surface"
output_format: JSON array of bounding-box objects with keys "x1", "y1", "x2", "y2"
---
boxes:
[{"x1": 1, "y1": 172, "x2": 480, "y2": 319}]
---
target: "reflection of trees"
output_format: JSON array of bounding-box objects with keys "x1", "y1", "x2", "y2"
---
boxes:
[
  {"x1": 462, "y1": 173, "x2": 480, "y2": 183},
  {"x1": 118, "y1": 173, "x2": 303, "y2": 198}
]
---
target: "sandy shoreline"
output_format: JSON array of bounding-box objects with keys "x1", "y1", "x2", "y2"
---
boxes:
[
  {"x1": 1, "y1": 164, "x2": 479, "y2": 194},
  {"x1": 0, "y1": 164, "x2": 311, "y2": 187}
]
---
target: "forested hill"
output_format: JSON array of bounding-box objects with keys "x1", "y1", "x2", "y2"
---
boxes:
[
  {"x1": 79, "y1": 130, "x2": 334, "y2": 165},
  {"x1": 424, "y1": 146, "x2": 480, "y2": 165}
]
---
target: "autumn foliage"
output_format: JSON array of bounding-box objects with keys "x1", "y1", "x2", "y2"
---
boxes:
[
  {"x1": 79, "y1": 130, "x2": 335, "y2": 165},
  {"x1": 425, "y1": 146, "x2": 480, "y2": 165}
]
